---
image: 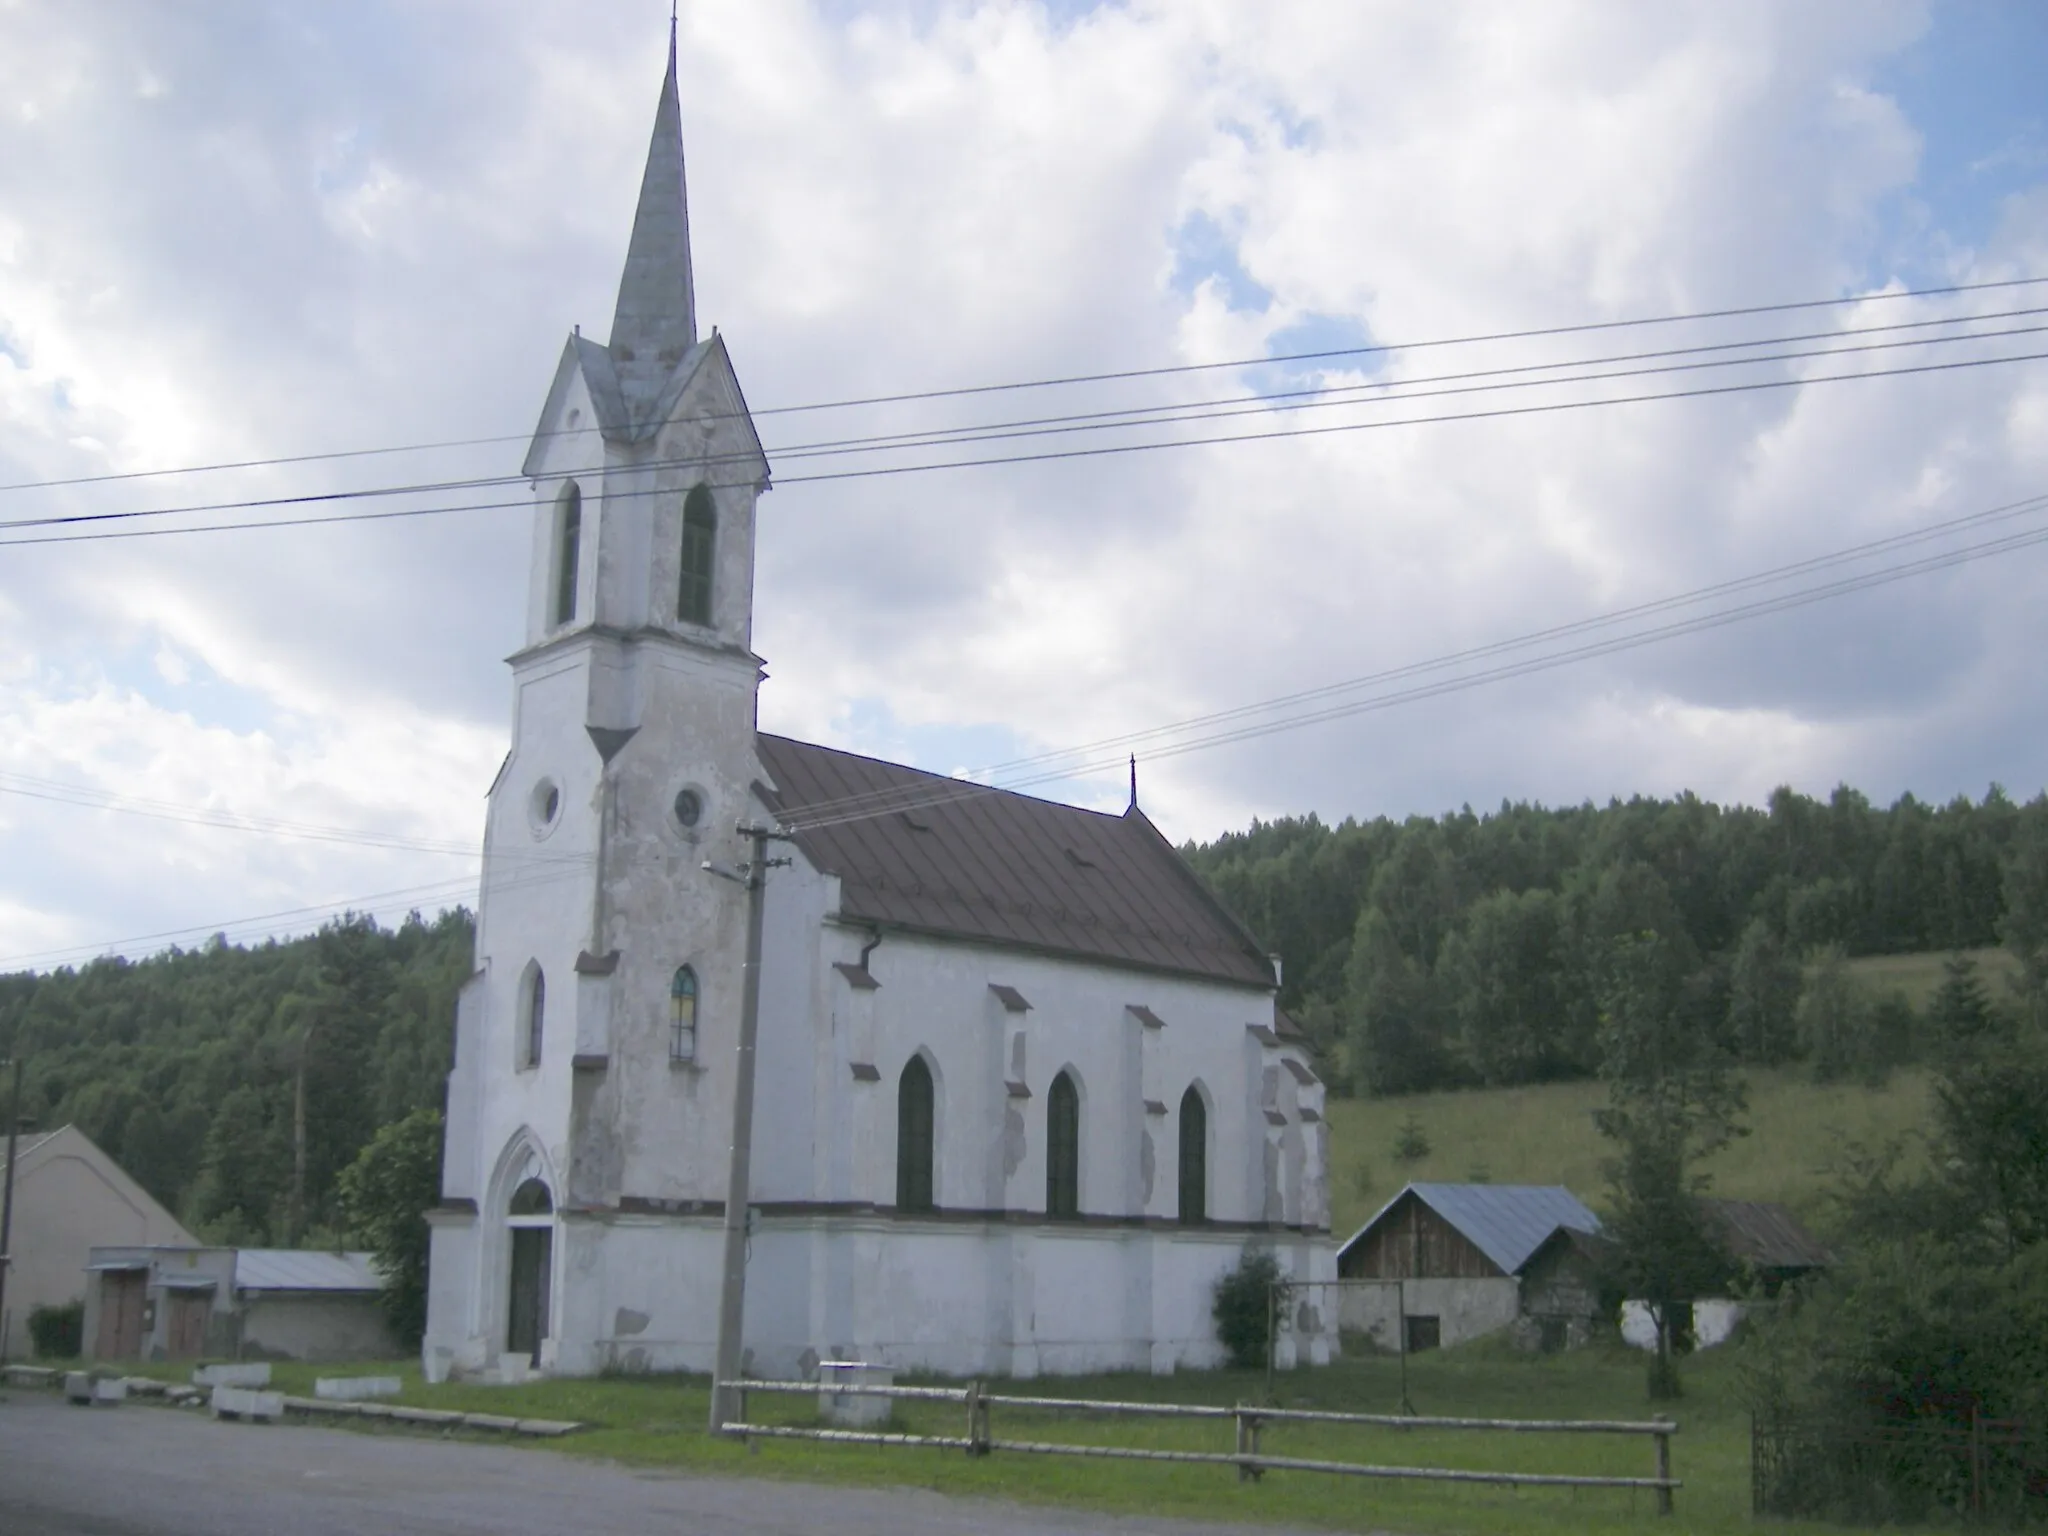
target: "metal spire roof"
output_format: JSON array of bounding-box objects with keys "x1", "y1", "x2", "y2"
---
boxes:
[{"x1": 608, "y1": 17, "x2": 698, "y2": 417}]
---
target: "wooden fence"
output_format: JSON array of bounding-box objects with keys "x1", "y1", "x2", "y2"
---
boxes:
[{"x1": 720, "y1": 1378, "x2": 1680, "y2": 1514}]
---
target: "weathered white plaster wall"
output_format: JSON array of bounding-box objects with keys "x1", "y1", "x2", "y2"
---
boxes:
[{"x1": 240, "y1": 1294, "x2": 396, "y2": 1362}]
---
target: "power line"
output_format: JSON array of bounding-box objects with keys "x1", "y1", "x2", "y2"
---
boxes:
[
  {"x1": 5, "y1": 345, "x2": 2043, "y2": 549},
  {"x1": 10, "y1": 483, "x2": 2043, "y2": 965},
  {"x1": 4, "y1": 273, "x2": 2041, "y2": 497},
  {"x1": 10, "y1": 304, "x2": 2035, "y2": 535},
  {"x1": 0, "y1": 769, "x2": 587, "y2": 866},
  {"x1": 783, "y1": 503, "x2": 2048, "y2": 833},
  {"x1": 755, "y1": 489, "x2": 2048, "y2": 828}
]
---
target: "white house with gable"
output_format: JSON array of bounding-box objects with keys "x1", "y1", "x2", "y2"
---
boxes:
[{"x1": 423, "y1": 25, "x2": 1335, "y2": 1381}]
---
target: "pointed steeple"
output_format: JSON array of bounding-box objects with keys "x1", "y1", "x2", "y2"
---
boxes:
[{"x1": 609, "y1": 16, "x2": 698, "y2": 411}]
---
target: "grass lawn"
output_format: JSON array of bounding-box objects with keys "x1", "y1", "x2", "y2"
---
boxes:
[{"x1": 107, "y1": 1342, "x2": 1851, "y2": 1536}]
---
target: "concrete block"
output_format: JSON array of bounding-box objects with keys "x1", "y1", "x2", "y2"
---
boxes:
[
  {"x1": 817, "y1": 1362, "x2": 895, "y2": 1428},
  {"x1": 515, "y1": 1418, "x2": 584, "y2": 1437},
  {"x1": 463, "y1": 1412, "x2": 522, "y2": 1432},
  {"x1": 91, "y1": 1378, "x2": 128, "y2": 1406},
  {"x1": 3, "y1": 1365, "x2": 57, "y2": 1388},
  {"x1": 210, "y1": 1385, "x2": 284, "y2": 1422},
  {"x1": 193, "y1": 1362, "x2": 272, "y2": 1389},
  {"x1": 64, "y1": 1372, "x2": 93, "y2": 1405},
  {"x1": 122, "y1": 1376, "x2": 168, "y2": 1397},
  {"x1": 314, "y1": 1376, "x2": 402, "y2": 1401}
]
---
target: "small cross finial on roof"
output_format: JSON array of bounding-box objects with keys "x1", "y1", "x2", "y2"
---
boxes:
[{"x1": 1128, "y1": 754, "x2": 1138, "y2": 811}]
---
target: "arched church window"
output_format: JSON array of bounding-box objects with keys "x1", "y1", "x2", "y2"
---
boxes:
[
  {"x1": 523, "y1": 966, "x2": 546, "y2": 1068},
  {"x1": 896, "y1": 1055, "x2": 935, "y2": 1212},
  {"x1": 670, "y1": 966, "x2": 698, "y2": 1064},
  {"x1": 509, "y1": 1177, "x2": 553, "y2": 1216},
  {"x1": 553, "y1": 482, "x2": 582, "y2": 627},
  {"x1": 1046, "y1": 1070, "x2": 1080, "y2": 1220},
  {"x1": 1178, "y1": 1086, "x2": 1207, "y2": 1224},
  {"x1": 678, "y1": 484, "x2": 716, "y2": 626}
]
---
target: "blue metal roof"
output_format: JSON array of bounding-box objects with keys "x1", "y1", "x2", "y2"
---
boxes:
[{"x1": 1339, "y1": 1183, "x2": 1602, "y2": 1275}]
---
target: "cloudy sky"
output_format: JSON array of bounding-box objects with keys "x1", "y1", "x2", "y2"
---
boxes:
[{"x1": 2, "y1": 0, "x2": 2046, "y2": 969}]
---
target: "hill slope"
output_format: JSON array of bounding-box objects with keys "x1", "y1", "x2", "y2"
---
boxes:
[{"x1": 1325, "y1": 1065, "x2": 1933, "y2": 1239}]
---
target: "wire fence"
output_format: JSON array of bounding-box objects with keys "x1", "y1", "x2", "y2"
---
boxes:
[
  {"x1": 1753, "y1": 1411, "x2": 2048, "y2": 1525},
  {"x1": 719, "y1": 1377, "x2": 1681, "y2": 1514}
]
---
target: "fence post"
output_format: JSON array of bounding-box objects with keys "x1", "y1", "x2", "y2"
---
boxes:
[
  {"x1": 965, "y1": 1379, "x2": 990, "y2": 1457},
  {"x1": 1653, "y1": 1417, "x2": 1674, "y2": 1516},
  {"x1": 1235, "y1": 1405, "x2": 1264, "y2": 1483}
]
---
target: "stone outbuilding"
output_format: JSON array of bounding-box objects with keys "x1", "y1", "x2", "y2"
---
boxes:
[
  {"x1": 0, "y1": 1125, "x2": 195, "y2": 1359},
  {"x1": 84, "y1": 1245, "x2": 392, "y2": 1363},
  {"x1": 1335, "y1": 1183, "x2": 1602, "y2": 1351}
]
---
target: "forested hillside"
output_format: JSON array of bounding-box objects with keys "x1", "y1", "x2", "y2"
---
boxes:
[
  {"x1": 1184, "y1": 783, "x2": 2048, "y2": 1095},
  {"x1": 0, "y1": 911, "x2": 470, "y2": 1245}
]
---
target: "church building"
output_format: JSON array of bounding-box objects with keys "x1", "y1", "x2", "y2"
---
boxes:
[{"x1": 423, "y1": 27, "x2": 1334, "y2": 1381}]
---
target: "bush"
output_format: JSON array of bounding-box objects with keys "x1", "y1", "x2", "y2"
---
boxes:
[
  {"x1": 1212, "y1": 1247, "x2": 1282, "y2": 1369},
  {"x1": 28, "y1": 1300, "x2": 84, "y2": 1359},
  {"x1": 1392, "y1": 1114, "x2": 1431, "y2": 1164}
]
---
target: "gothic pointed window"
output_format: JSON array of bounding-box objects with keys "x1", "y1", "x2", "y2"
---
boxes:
[
  {"x1": 678, "y1": 484, "x2": 715, "y2": 626},
  {"x1": 670, "y1": 966, "x2": 698, "y2": 1064},
  {"x1": 553, "y1": 482, "x2": 582, "y2": 627},
  {"x1": 523, "y1": 965, "x2": 546, "y2": 1068},
  {"x1": 1046, "y1": 1070, "x2": 1080, "y2": 1219},
  {"x1": 1178, "y1": 1086, "x2": 1207, "y2": 1224},
  {"x1": 896, "y1": 1055, "x2": 935, "y2": 1212}
]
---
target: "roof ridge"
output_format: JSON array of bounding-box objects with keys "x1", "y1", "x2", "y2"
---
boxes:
[{"x1": 757, "y1": 731, "x2": 1131, "y2": 823}]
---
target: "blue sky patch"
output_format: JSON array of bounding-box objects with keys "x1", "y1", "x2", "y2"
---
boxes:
[
  {"x1": 1170, "y1": 210, "x2": 1272, "y2": 312},
  {"x1": 1874, "y1": 1, "x2": 2048, "y2": 271}
]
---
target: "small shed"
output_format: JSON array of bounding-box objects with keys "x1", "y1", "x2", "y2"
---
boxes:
[
  {"x1": 1511, "y1": 1224, "x2": 1614, "y2": 1352},
  {"x1": 84, "y1": 1245, "x2": 392, "y2": 1362},
  {"x1": 1335, "y1": 1183, "x2": 1602, "y2": 1350},
  {"x1": 1620, "y1": 1199, "x2": 1832, "y2": 1352},
  {"x1": 235, "y1": 1249, "x2": 393, "y2": 1361}
]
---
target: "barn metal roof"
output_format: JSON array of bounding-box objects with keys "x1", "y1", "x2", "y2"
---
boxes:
[
  {"x1": 1703, "y1": 1199, "x2": 1833, "y2": 1271},
  {"x1": 756, "y1": 735, "x2": 1278, "y2": 989},
  {"x1": 1339, "y1": 1183, "x2": 1603, "y2": 1276},
  {"x1": 234, "y1": 1250, "x2": 384, "y2": 1293}
]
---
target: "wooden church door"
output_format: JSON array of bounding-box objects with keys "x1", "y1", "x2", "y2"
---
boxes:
[{"x1": 506, "y1": 1227, "x2": 552, "y2": 1364}]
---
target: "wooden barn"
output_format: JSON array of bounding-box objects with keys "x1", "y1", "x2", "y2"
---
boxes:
[{"x1": 1335, "y1": 1183, "x2": 1602, "y2": 1350}]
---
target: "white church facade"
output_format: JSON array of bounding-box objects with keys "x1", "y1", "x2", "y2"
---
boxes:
[{"x1": 423, "y1": 29, "x2": 1335, "y2": 1381}]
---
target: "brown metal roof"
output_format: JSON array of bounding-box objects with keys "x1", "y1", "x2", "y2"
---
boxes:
[
  {"x1": 756, "y1": 734, "x2": 1276, "y2": 989},
  {"x1": 1703, "y1": 1199, "x2": 1834, "y2": 1271}
]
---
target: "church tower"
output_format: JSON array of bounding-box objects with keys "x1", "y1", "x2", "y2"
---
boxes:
[{"x1": 432, "y1": 20, "x2": 771, "y2": 1373}]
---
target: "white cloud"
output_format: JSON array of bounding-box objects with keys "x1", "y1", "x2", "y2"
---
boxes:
[{"x1": 0, "y1": 0, "x2": 2044, "y2": 962}]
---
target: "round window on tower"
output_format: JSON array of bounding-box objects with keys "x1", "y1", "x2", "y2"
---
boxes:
[
  {"x1": 673, "y1": 787, "x2": 704, "y2": 830},
  {"x1": 529, "y1": 777, "x2": 563, "y2": 839}
]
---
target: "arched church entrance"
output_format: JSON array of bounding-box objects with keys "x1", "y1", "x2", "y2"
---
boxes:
[{"x1": 506, "y1": 1176, "x2": 554, "y2": 1364}]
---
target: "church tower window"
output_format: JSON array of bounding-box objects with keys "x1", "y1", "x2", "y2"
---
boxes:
[
  {"x1": 522, "y1": 965, "x2": 546, "y2": 1068},
  {"x1": 1046, "y1": 1070, "x2": 1080, "y2": 1219},
  {"x1": 896, "y1": 1055, "x2": 935, "y2": 1212},
  {"x1": 669, "y1": 966, "x2": 699, "y2": 1063},
  {"x1": 678, "y1": 484, "x2": 716, "y2": 626},
  {"x1": 1177, "y1": 1086, "x2": 1207, "y2": 1224},
  {"x1": 553, "y1": 482, "x2": 583, "y2": 627}
]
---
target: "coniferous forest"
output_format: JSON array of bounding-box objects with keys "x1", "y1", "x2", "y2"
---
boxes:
[
  {"x1": 1183, "y1": 782, "x2": 2048, "y2": 1094},
  {"x1": 0, "y1": 910, "x2": 471, "y2": 1247},
  {"x1": 5, "y1": 782, "x2": 2048, "y2": 1248}
]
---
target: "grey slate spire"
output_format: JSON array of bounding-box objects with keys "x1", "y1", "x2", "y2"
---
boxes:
[{"x1": 609, "y1": 17, "x2": 697, "y2": 413}]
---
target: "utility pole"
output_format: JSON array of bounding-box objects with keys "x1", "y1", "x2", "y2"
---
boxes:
[
  {"x1": 0, "y1": 1056, "x2": 23, "y2": 1363},
  {"x1": 707, "y1": 822, "x2": 791, "y2": 1436}
]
